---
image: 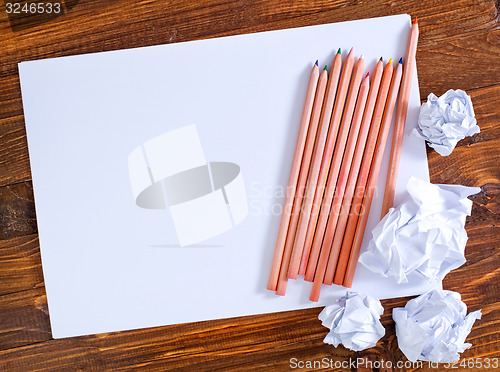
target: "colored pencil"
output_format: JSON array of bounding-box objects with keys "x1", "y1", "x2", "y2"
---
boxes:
[
  {"x1": 309, "y1": 55, "x2": 365, "y2": 302},
  {"x1": 267, "y1": 61, "x2": 319, "y2": 291},
  {"x1": 330, "y1": 59, "x2": 394, "y2": 287},
  {"x1": 291, "y1": 50, "x2": 343, "y2": 278},
  {"x1": 276, "y1": 65, "x2": 328, "y2": 294},
  {"x1": 286, "y1": 65, "x2": 329, "y2": 280},
  {"x1": 323, "y1": 58, "x2": 384, "y2": 285},
  {"x1": 381, "y1": 18, "x2": 419, "y2": 218},
  {"x1": 342, "y1": 59, "x2": 403, "y2": 288},
  {"x1": 303, "y1": 48, "x2": 355, "y2": 282},
  {"x1": 321, "y1": 72, "x2": 370, "y2": 285}
]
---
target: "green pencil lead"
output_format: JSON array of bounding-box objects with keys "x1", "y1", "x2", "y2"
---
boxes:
[
  {"x1": 324, "y1": 65, "x2": 328, "y2": 71},
  {"x1": 337, "y1": 48, "x2": 341, "y2": 54}
]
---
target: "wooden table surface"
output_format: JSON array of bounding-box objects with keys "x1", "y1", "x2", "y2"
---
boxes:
[{"x1": 0, "y1": 0, "x2": 499, "y2": 371}]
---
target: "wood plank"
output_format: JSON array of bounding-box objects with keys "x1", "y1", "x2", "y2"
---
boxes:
[
  {"x1": 418, "y1": 29, "x2": 500, "y2": 98},
  {"x1": 0, "y1": 182, "x2": 37, "y2": 240},
  {"x1": 0, "y1": 73, "x2": 30, "y2": 184},
  {"x1": 0, "y1": 302, "x2": 331, "y2": 367},
  {"x1": 0, "y1": 3, "x2": 498, "y2": 187},
  {"x1": 0, "y1": 0, "x2": 497, "y2": 63},
  {"x1": 428, "y1": 138, "x2": 500, "y2": 186},
  {"x1": 0, "y1": 0, "x2": 497, "y2": 78},
  {"x1": 0, "y1": 116, "x2": 31, "y2": 188},
  {"x1": 422, "y1": 81, "x2": 500, "y2": 366},
  {"x1": 426, "y1": 85, "x2": 500, "y2": 186},
  {"x1": 0, "y1": 287, "x2": 51, "y2": 351},
  {"x1": 0, "y1": 266, "x2": 497, "y2": 371},
  {"x1": 0, "y1": 234, "x2": 42, "y2": 296},
  {"x1": 0, "y1": 291, "x2": 409, "y2": 370}
]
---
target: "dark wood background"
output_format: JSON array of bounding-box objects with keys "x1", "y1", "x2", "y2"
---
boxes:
[{"x1": 0, "y1": 0, "x2": 499, "y2": 370}]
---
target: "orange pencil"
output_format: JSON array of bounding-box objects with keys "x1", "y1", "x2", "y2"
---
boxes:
[
  {"x1": 306, "y1": 55, "x2": 363, "y2": 283},
  {"x1": 286, "y1": 65, "x2": 329, "y2": 280},
  {"x1": 381, "y1": 17, "x2": 419, "y2": 218},
  {"x1": 267, "y1": 61, "x2": 319, "y2": 291},
  {"x1": 329, "y1": 59, "x2": 394, "y2": 288},
  {"x1": 276, "y1": 65, "x2": 327, "y2": 293},
  {"x1": 323, "y1": 58, "x2": 384, "y2": 284},
  {"x1": 313, "y1": 56, "x2": 364, "y2": 285},
  {"x1": 302, "y1": 48, "x2": 355, "y2": 282},
  {"x1": 309, "y1": 55, "x2": 364, "y2": 302},
  {"x1": 321, "y1": 73, "x2": 370, "y2": 285},
  {"x1": 290, "y1": 50, "x2": 343, "y2": 278},
  {"x1": 342, "y1": 59, "x2": 403, "y2": 288}
]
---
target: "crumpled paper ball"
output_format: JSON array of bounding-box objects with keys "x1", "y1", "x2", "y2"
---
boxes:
[
  {"x1": 318, "y1": 292, "x2": 385, "y2": 351},
  {"x1": 416, "y1": 89, "x2": 479, "y2": 156},
  {"x1": 359, "y1": 176, "x2": 480, "y2": 283},
  {"x1": 393, "y1": 289, "x2": 481, "y2": 363}
]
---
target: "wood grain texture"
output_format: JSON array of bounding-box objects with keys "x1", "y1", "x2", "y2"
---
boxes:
[
  {"x1": 427, "y1": 85, "x2": 500, "y2": 187},
  {"x1": 0, "y1": 287, "x2": 50, "y2": 351},
  {"x1": 0, "y1": 0, "x2": 499, "y2": 187},
  {"x1": 0, "y1": 82, "x2": 498, "y2": 369},
  {"x1": 0, "y1": 0, "x2": 498, "y2": 370},
  {"x1": 0, "y1": 234, "x2": 42, "y2": 296},
  {"x1": 0, "y1": 182, "x2": 37, "y2": 240},
  {"x1": 0, "y1": 0, "x2": 498, "y2": 65},
  {"x1": 418, "y1": 29, "x2": 500, "y2": 98}
]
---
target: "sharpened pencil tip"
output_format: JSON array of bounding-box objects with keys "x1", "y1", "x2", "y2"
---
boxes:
[
  {"x1": 399, "y1": 57, "x2": 403, "y2": 64},
  {"x1": 379, "y1": 56, "x2": 383, "y2": 61},
  {"x1": 388, "y1": 58, "x2": 393, "y2": 64},
  {"x1": 315, "y1": 60, "x2": 319, "y2": 66},
  {"x1": 337, "y1": 48, "x2": 341, "y2": 54},
  {"x1": 359, "y1": 54, "x2": 364, "y2": 59},
  {"x1": 324, "y1": 65, "x2": 328, "y2": 71},
  {"x1": 365, "y1": 72, "x2": 369, "y2": 78},
  {"x1": 413, "y1": 17, "x2": 418, "y2": 25},
  {"x1": 349, "y1": 47, "x2": 354, "y2": 54}
]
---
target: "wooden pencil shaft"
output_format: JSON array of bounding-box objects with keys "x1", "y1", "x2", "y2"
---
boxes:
[
  {"x1": 276, "y1": 68, "x2": 328, "y2": 294},
  {"x1": 286, "y1": 69, "x2": 329, "y2": 280},
  {"x1": 322, "y1": 75, "x2": 370, "y2": 285},
  {"x1": 296, "y1": 53, "x2": 343, "y2": 276},
  {"x1": 308, "y1": 56, "x2": 365, "y2": 302},
  {"x1": 303, "y1": 50, "x2": 355, "y2": 282},
  {"x1": 381, "y1": 21, "x2": 419, "y2": 217},
  {"x1": 343, "y1": 62, "x2": 403, "y2": 288},
  {"x1": 324, "y1": 61, "x2": 384, "y2": 285},
  {"x1": 267, "y1": 63, "x2": 319, "y2": 291},
  {"x1": 330, "y1": 60, "x2": 394, "y2": 287}
]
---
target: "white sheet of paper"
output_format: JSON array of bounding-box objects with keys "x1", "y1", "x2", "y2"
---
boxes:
[{"x1": 19, "y1": 14, "x2": 436, "y2": 339}]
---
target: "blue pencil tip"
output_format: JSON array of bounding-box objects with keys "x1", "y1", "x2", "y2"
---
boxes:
[
  {"x1": 399, "y1": 57, "x2": 403, "y2": 64},
  {"x1": 315, "y1": 60, "x2": 319, "y2": 66}
]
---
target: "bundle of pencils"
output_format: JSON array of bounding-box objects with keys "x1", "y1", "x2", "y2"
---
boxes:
[{"x1": 267, "y1": 18, "x2": 419, "y2": 301}]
